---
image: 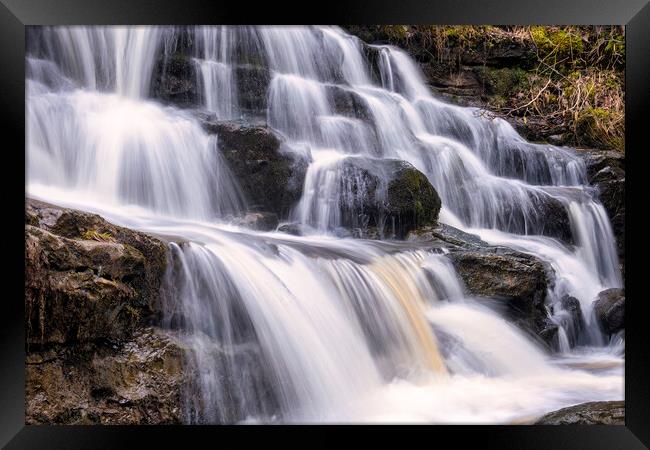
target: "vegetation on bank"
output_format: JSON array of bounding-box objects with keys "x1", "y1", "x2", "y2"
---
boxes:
[{"x1": 346, "y1": 26, "x2": 625, "y2": 152}]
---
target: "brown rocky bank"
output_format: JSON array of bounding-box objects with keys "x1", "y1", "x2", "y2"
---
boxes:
[
  {"x1": 25, "y1": 199, "x2": 188, "y2": 424},
  {"x1": 26, "y1": 327, "x2": 187, "y2": 424}
]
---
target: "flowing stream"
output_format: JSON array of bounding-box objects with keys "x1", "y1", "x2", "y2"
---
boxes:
[{"x1": 26, "y1": 25, "x2": 623, "y2": 423}]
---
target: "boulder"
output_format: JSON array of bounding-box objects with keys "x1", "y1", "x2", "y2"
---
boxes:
[
  {"x1": 26, "y1": 327, "x2": 186, "y2": 424},
  {"x1": 447, "y1": 248, "x2": 551, "y2": 304},
  {"x1": 535, "y1": 401, "x2": 624, "y2": 425},
  {"x1": 410, "y1": 221, "x2": 558, "y2": 347},
  {"x1": 25, "y1": 199, "x2": 168, "y2": 347},
  {"x1": 528, "y1": 191, "x2": 574, "y2": 244},
  {"x1": 338, "y1": 158, "x2": 442, "y2": 239},
  {"x1": 201, "y1": 121, "x2": 308, "y2": 219},
  {"x1": 385, "y1": 163, "x2": 442, "y2": 234},
  {"x1": 593, "y1": 288, "x2": 625, "y2": 335},
  {"x1": 447, "y1": 247, "x2": 557, "y2": 347}
]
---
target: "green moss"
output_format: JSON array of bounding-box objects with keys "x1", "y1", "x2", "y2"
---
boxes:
[
  {"x1": 401, "y1": 167, "x2": 422, "y2": 190},
  {"x1": 444, "y1": 27, "x2": 462, "y2": 38},
  {"x1": 584, "y1": 107, "x2": 610, "y2": 119},
  {"x1": 531, "y1": 26, "x2": 583, "y2": 60},
  {"x1": 413, "y1": 200, "x2": 424, "y2": 217},
  {"x1": 387, "y1": 167, "x2": 440, "y2": 228},
  {"x1": 604, "y1": 35, "x2": 625, "y2": 59}
]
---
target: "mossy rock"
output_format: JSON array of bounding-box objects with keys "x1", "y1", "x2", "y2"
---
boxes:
[
  {"x1": 385, "y1": 163, "x2": 441, "y2": 232},
  {"x1": 338, "y1": 158, "x2": 441, "y2": 239}
]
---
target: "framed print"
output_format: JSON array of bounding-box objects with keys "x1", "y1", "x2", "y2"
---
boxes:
[{"x1": 1, "y1": 0, "x2": 648, "y2": 448}]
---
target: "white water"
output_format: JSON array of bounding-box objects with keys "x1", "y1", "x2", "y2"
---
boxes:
[{"x1": 26, "y1": 25, "x2": 623, "y2": 423}]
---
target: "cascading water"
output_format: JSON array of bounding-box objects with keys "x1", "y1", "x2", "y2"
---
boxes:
[{"x1": 26, "y1": 25, "x2": 623, "y2": 423}]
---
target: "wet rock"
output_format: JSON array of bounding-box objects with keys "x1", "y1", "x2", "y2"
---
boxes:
[
  {"x1": 407, "y1": 223, "x2": 488, "y2": 249},
  {"x1": 558, "y1": 295, "x2": 585, "y2": 345},
  {"x1": 26, "y1": 327, "x2": 186, "y2": 425},
  {"x1": 151, "y1": 53, "x2": 199, "y2": 107},
  {"x1": 529, "y1": 191, "x2": 574, "y2": 245},
  {"x1": 537, "y1": 325, "x2": 560, "y2": 349},
  {"x1": 593, "y1": 288, "x2": 625, "y2": 335},
  {"x1": 448, "y1": 249, "x2": 551, "y2": 304},
  {"x1": 277, "y1": 222, "x2": 304, "y2": 236},
  {"x1": 447, "y1": 247, "x2": 557, "y2": 347},
  {"x1": 326, "y1": 85, "x2": 372, "y2": 120},
  {"x1": 578, "y1": 148, "x2": 625, "y2": 181},
  {"x1": 202, "y1": 121, "x2": 309, "y2": 218},
  {"x1": 25, "y1": 199, "x2": 168, "y2": 347},
  {"x1": 386, "y1": 163, "x2": 442, "y2": 233},
  {"x1": 535, "y1": 401, "x2": 624, "y2": 425},
  {"x1": 408, "y1": 221, "x2": 557, "y2": 345},
  {"x1": 339, "y1": 158, "x2": 441, "y2": 239},
  {"x1": 235, "y1": 64, "x2": 271, "y2": 115},
  {"x1": 576, "y1": 148, "x2": 624, "y2": 273},
  {"x1": 232, "y1": 212, "x2": 279, "y2": 231}
]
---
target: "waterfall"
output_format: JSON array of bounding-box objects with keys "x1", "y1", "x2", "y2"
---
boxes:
[
  {"x1": 194, "y1": 26, "x2": 238, "y2": 119},
  {"x1": 26, "y1": 25, "x2": 623, "y2": 423}
]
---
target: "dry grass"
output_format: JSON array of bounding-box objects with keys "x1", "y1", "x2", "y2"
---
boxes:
[{"x1": 508, "y1": 26, "x2": 625, "y2": 151}]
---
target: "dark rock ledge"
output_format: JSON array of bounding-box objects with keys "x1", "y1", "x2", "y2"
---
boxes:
[
  {"x1": 535, "y1": 401, "x2": 624, "y2": 425},
  {"x1": 409, "y1": 223, "x2": 560, "y2": 349}
]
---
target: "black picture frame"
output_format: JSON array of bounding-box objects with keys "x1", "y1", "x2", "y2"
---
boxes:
[{"x1": 1, "y1": 0, "x2": 648, "y2": 448}]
